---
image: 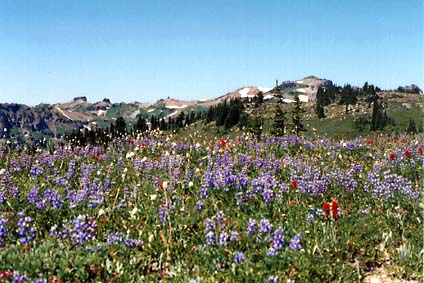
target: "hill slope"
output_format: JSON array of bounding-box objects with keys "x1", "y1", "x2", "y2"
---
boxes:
[{"x1": 0, "y1": 76, "x2": 421, "y2": 143}]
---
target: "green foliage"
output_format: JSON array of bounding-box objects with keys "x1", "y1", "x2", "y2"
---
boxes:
[
  {"x1": 353, "y1": 117, "x2": 369, "y2": 132},
  {"x1": 115, "y1": 116, "x2": 126, "y2": 136},
  {"x1": 245, "y1": 114, "x2": 263, "y2": 140},
  {"x1": 397, "y1": 85, "x2": 421, "y2": 94},
  {"x1": 254, "y1": 91, "x2": 264, "y2": 107},
  {"x1": 338, "y1": 84, "x2": 358, "y2": 113},
  {"x1": 273, "y1": 80, "x2": 287, "y2": 136},
  {"x1": 407, "y1": 118, "x2": 417, "y2": 134},
  {"x1": 290, "y1": 94, "x2": 306, "y2": 136},
  {"x1": 205, "y1": 98, "x2": 244, "y2": 130},
  {"x1": 133, "y1": 116, "x2": 148, "y2": 134},
  {"x1": 315, "y1": 103, "x2": 325, "y2": 119},
  {"x1": 370, "y1": 100, "x2": 391, "y2": 131}
]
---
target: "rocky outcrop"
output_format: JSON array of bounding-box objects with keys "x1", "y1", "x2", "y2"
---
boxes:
[{"x1": 73, "y1": 96, "x2": 87, "y2": 102}]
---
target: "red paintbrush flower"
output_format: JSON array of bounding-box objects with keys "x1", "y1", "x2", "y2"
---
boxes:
[
  {"x1": 331, "y1": 199, "x2": 339, "y2": 219},
  {"x1": 323, "y1": 202, "x2": 330, "y2": 217},
  {"x1": 418, "y1": 147, "x2": 423, "y2": 154},
  {"x1": 389, "y1": 153, "x2": 396, "y2": 160},
  {"x1": 404, "y1": 150, "x2": 411, "y2": 158},
  {"x1": 291, "y1": 180, "x2": 297, "y2": 189},
  {"x1": 221, "y1": 139, "x2": 226, "y2": 147}
]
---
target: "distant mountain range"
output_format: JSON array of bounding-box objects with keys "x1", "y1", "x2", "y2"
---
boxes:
[{"x1": 0, "y1": 76, "x2": 420, "y2": 143}]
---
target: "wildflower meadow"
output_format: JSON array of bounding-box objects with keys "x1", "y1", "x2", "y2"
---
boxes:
[{"x1": 0, "y1": 133, "x2": 422, "y2": 282}]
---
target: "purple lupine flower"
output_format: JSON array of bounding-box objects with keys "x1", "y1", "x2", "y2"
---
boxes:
[
  {"x1": 16, "y1": 213, "x2": 36, "y2": 244},
  {"x1": 49, "y1": 224, "x2": 64, "y2": 238},
  {"x1": 195, "y1": 201, "x2": 204, "y2": 211},
  {"x1": 107, "y1": 231, "x2": 124, "y2": 244},
  {"x1": 200, "y1": 188, "x2": 208, "y2": 199},
  {"x1": 188, "y1": 277, "x2": 201, "y2": 283},
  {"x1": 88, "y1": 189, "x2": 104, "y2": 209},
  {"x1": 0, "y1": 189, "x2": 6, "y2": 204},
  {"x1": 234, "y1": 251, "x2": 245, "y2": 263},
  {"x1": 204, "y1": 218, "x2": 215, "y2": 232},
  {"x1": 9, "y1": 187, "x2": 20, "y2": 199},
  {"x1": 44, "y1": 189, "x2": 63, "y2": 209},
  {"x1": 67, "y1": 215, "x2": 97, "y2": 246},
  {"x1": 205, "y1": 231, "x2": 215, "y2": 246},
  {"x1": 158, "y1": 205, "x2": 168, "y2": 223},
  {"x1": 30, "y1": 166, "x2": 43, "y2": 177},
  {"x1": 0, "y1": 215, "x2": 9, "y2": 247},
  {"x1": 203, "y1": 172, "x2": 215, "y2": 189},
  {"x1": 306, "y1": 207, "x2": 324, "y2": 222},
  {"x1": 66, "y1": 159, "x2": 76, "y2": 179},
  {"x1": 1, "y1": 170, "x2": 11, "y2": 186},
  {"x1": 271, "y1": 228, "x2": 285, "y2": 252},
  {"x1": 289, "y1": 233, "x2": 302, "y2": 251},
  {"x1": 11, "y1": 271, "x2": 27, "y2": 283},
  {"x1": 246, "y1": 218, "x2": 256, "y2": 234},
  {"x1": 262, "y1": 188, "x2": 274, "y2": 203},
  {"x1": 218, "y1": 231, "x2": 228, "y2": 247},
  {"x1": 235, "y1": 192, "x2": 244, "y2": 206},
  {"x1": 267, "y1": 276, "x2": 279, "y2": 282},
  {"x1": 27, "y1": 187, "x2": 40, "y2": 204},
  {"x1": 215, "y1": 211, "x2": 227, "y2": 228},
  {"x1": 258, "y1": 219, "x2": 273, "y2": 234},
  {"x1": 124, "y1": 238, "x2": 143, "y2": 248},
  {"x1": 55, "y1": 177, "x2": 68, "y2": 186},
  {"x1": 107, "y1": 231, "x2": 143, "y2": 248}
]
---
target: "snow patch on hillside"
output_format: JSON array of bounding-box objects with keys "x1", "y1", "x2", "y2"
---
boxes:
[
  {"x1": 239, "y1": 88, "x2": 255, "y2": 98},
  {"x1": 166, "y1": 105, "x2": 187, "y2": 109},
  {"x1": 166, "y1": 111, "x2": 178, "y2": 118},
  {"x1": 299, "y1": 95, "x2": 309, "y2": 102},
  {"x1": 258, "y1": 87, "x2": 272, "y2": 93},
  {"x1": 97, "y1": 110, "x2": 106, "y2": 116},
  {"x1": 55, "y1": 107, "x2": 74, "y2": 121}
]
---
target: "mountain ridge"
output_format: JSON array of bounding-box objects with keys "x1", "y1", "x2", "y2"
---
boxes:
[{"x1": 0, "y1": 76, "x2": 421, "y2": 143}]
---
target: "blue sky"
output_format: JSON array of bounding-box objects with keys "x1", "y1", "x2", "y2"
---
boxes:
[{"x1": 0, "y1": 0, "x2": 422, "y2": 105}]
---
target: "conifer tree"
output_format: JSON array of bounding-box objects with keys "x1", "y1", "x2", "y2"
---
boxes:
[
  {"x1": 316, "y1": 103, "x2": 325, "y2": 119},
  {"x1": 273, "y1": 80, "x2": 286, "y2": 136},
  {"x1": 115, "y1": 116, "x2": 126, "y2": 136},
  {"x1": 339, "y1": 84, "x2": 357, "y2": 113},
  {"x1": 134, "y1": 116, "x2": 148, "y2": 134},
  {"x1": 254, "y1": 91, "x2": 264, "y2": 107},
  {"x1": 291, "y1": 94, "x2": 306, "y2": 136},
  {"x1": 370, "y1": 100, "x2": 379, "y2": 131},
  {"x1": 407, "y1": 118, "x2": 417, "y2": 134}
]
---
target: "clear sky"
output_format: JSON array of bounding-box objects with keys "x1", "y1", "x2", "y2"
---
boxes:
[{"x1": 0, "y1": 0, "x2": 423, "y2": 105}]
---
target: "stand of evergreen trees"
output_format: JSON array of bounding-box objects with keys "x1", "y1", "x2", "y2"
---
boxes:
[
  {"x1": 205, "y1": 98, "x2": 245, "y2": 130},
  {"x1": 396, "y1": 85, "x2": 421, "y2": 94},
  {"x1": 65, "y1": 110, "x2": 203, "y2": 147},
  {"x1": 315, "y1": 82, "x2": 382, "y2": 119}
]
